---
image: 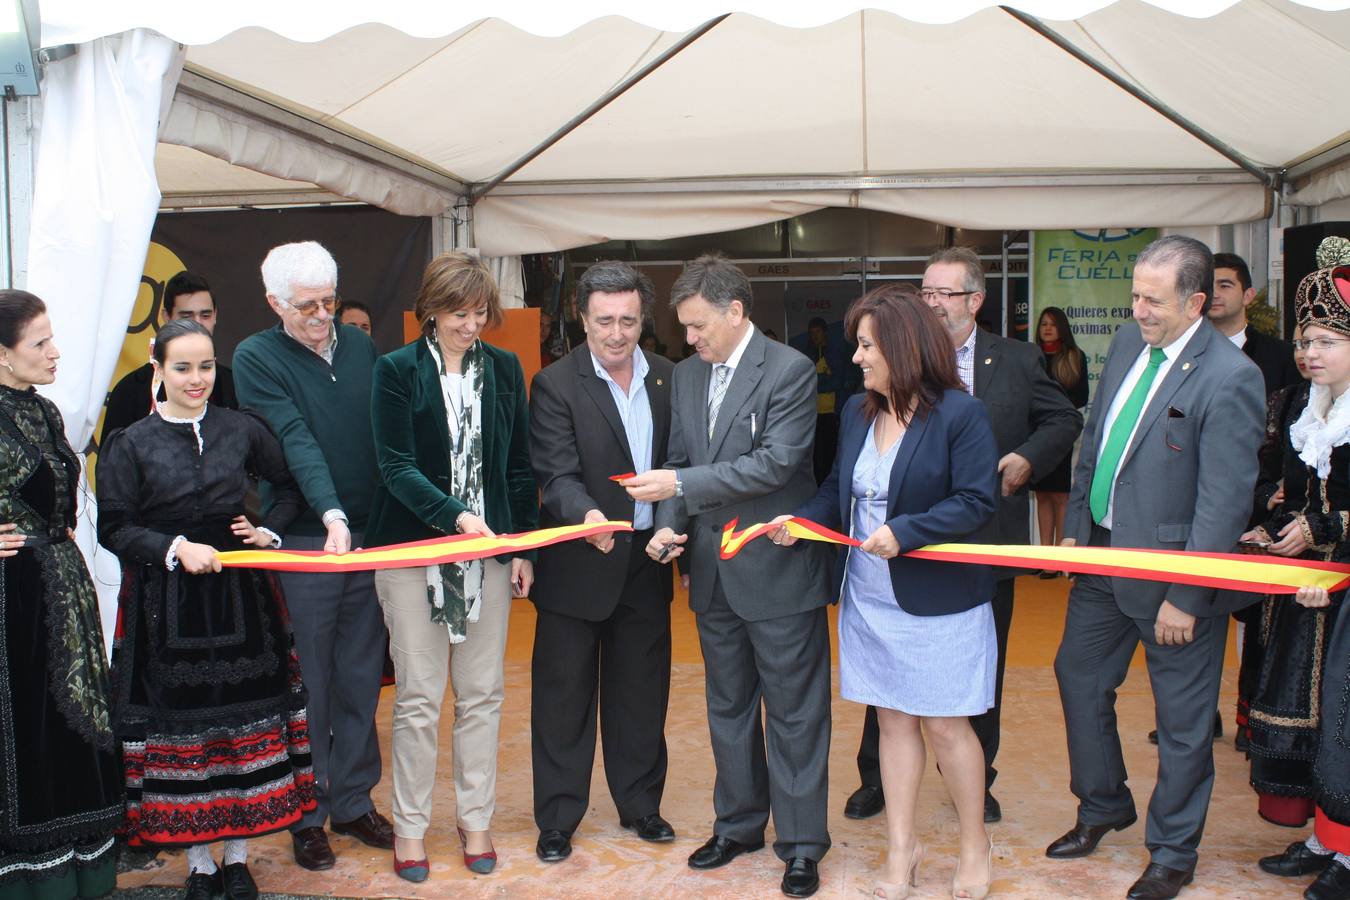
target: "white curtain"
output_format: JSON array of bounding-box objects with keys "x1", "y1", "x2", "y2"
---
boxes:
[
  {"x1": 485, "y1": 256, "x2": 524, "y2": 308},
  {"x1": 26, "y1": 29, "x2": 184, "y2": 654}
]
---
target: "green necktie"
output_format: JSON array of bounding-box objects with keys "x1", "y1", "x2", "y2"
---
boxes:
[{"x1": 1090, "y1": 347, "x2": 1167, "y2": 524}]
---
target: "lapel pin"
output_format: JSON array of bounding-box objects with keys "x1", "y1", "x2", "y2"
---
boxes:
[
  {"x1": 656, "y1": 378, "x2": 663, "y2": 386},
  {"x1": 984, "y1": 358, "x2": 992, "y2": 365},
  {"x1": 1181, "y1": 362, "x2": 1191, "y2": 371}
]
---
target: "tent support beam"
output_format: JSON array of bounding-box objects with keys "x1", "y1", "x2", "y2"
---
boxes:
[
  {"x1": 468, "y1": 13, "x2": 730, "y2": 203},
  {"x1": 484, "y1": 170, "x2": 1261, "y2": 197},
  {"x1": 1286, "y1": 137, "x2": 1350, "y2": 183},
  {"x1": 1000, "y1": 6, "x2": 1277, "y2": 189}
]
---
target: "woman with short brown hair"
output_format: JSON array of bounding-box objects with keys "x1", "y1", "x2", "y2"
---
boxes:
[{"x1": 366, "y1": 252, "x2": 537, "y2": 882}]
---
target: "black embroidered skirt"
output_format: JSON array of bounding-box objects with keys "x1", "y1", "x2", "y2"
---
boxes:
[{"x1": 110, "y1": 533, "x2": 316, "y2": 847}]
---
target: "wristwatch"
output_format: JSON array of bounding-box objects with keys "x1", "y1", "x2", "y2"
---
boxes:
[{"x1": 673, "y1": 472, "x2": 684, "y2": 498}]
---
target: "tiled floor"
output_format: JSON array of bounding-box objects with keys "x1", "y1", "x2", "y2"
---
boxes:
[{"x1": 115, "y1": 575, "x2": 1313, "y2": 898}]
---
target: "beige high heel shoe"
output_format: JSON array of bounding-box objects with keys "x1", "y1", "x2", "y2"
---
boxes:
[
  {"x1": 873, "y1": 842, "x2": 924, "y2": 899},
  {"x1": 952, "y1": 837, "x2": 994, "y2": 899}
]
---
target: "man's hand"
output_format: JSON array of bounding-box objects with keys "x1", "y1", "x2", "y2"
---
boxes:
[
  {"x1": 997, "y1": 452, "x2": 1033, "y2": 497},
  {"x1": 1060, "y1": 537, "x2": 1076, "y2": 547},
  {"x1": 583, "y1": 508, "x2": 614, "y2": 553},
  {"x1": 859, "y1": 524, "x2": 900, "y2": 559},
  {"x1": 624, "y1": 469, "x2": 678, "y2": 503},
  {"x1": 1155, "y1": 600, "x2": 1196, "y2": 646},
  {"x1": 1295, "y1": 586, "x2": 1332, "y2": 608},
  {"x1": 1270, "y1": 516, "x2": 1309, "y2": 557},
  {"x1": 645, "y1": 526, "x2": 687, "y2": 563},
  {"x1": 511, "y1": 558, "x2": 534, "y2": 598},
  {"x1": 325, "y1": 519, "x2": 352, "y2": 554}
]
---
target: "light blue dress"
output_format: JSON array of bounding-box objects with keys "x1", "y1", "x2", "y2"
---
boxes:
[{"x1": 838, "y1": 419, "x2": 997, "y2": 717}]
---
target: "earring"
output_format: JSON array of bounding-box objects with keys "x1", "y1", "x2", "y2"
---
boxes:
[{"x1": 1, "y1": 362, "x2": 12, "y2": 374}]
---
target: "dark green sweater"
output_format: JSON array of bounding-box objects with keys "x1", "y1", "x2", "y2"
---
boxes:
[{"x1": 234, "y1": 323, "x2": 378, "y2": 536}]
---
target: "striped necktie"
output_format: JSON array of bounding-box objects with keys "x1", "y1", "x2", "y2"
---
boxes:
[{"x1": 708, "y1": 364, "x2": 731, "y2": 439}]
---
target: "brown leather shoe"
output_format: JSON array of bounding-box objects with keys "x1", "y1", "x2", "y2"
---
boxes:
[
  {"x1": 1045, "y1": 812, "x2": 1137, "y2": 858},
  {"x1": 332, "y1": 810, "x2": 395, "y2": 850},
  {"x1": 292, "y1": 827, "x2": 336, "y2": 870},
  {"x1": 1125, "y1": 862, "x2": 1194, "y2": 899}
]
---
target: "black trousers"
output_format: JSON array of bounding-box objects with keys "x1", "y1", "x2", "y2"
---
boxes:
[
  {"x1": 858, "y1": 577, "x2": 1014, "y2": 791},
  {"x1": 531, "y1": 536, "x2": 672, "y2": 834}
]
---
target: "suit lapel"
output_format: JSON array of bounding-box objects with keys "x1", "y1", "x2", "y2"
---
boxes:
[
  {"x1": 416, "y1": 340, "x2": 451, "y2": 463},
  {"x1": 644, "y1": 353, "x2": 670, "y2": 466},
  {"x1": 972, "y1": 329, "x2": 999, "y2": 397},
  {"x1": 1118, "y1": 322, "x2": 1210, "y2": 472},
  {"x1": 479, "y1": 341, "x2": 497, "y2": 460},
  {"x1": 836, "y1": 411, "x2": 865, "y2": 528},
  {"x1": 576, "y1": 350, "x2": 633, "y2": 467},
  {"x1": 708, "y1": 329, "x2": 765, "y2": 459},
  {"x1": 886, "y1": 408, "x2": 931, "y2": 515}
]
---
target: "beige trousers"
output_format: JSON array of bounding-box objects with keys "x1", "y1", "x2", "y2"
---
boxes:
[{"x1": 375, "y1": 559, "x2": 511, "y2": 837}]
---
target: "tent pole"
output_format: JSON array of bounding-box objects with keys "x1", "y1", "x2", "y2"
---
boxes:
[
  {"x1": 1000, "y1": 6, "x2": 1277, "y2": 189},
  {"x1": 469, "y1": 13, "x2": 731, "y2": 203}
]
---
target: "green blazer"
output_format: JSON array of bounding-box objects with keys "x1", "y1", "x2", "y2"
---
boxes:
[{"x1": 365, "y1": 338, "x2": 538, "y2": 556}]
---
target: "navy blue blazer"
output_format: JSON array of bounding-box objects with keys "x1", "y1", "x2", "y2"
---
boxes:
[{"x1": 795, "y1": 390, "x2": 999, "y2": 616}]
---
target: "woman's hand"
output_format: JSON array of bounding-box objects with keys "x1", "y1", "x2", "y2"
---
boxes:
[
  {"x1": 457, "y1": 512, "x2": 495, "y2": 539},
  {"x1": 511, "y1": 558, "x2": 534, "y2": 598},
  {"x1": 231, "y1": 515, "x2": 273, "y2": 548},
  {"x1": 1268, "y1": 480, "x2": 1285, "y2": 511},
  {"x1": 860, "y1": 524, "x2": 900, "y2": 559},
  {"x1": 1295, "y1": 586, "x2": 1331, "y2": 608},
  {"x1": 1269, "y1": 517, "x2": 1310, "y2": 557},
  {"x1": 175, "y1": 540, "x2": 221, "y2": 575},
  {"x1": 768, "y1": 514, "x2": 798, "y2": 547},
  {"x1": 0, "y1": 523, "x2": 25, "y2": 558}
]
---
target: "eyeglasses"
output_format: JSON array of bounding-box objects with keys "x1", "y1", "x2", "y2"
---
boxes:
[
  {"x1": 920, "y1": 288, "x2": 977, "y2": 301},
  {"x1": 283, "y1": 295, "x2": 338, "y2": 316},
  {"x1": 1293, "y1": 337, "x2": 1350, "y2": 351}
]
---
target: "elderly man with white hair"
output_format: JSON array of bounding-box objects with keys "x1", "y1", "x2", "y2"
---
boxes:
[{"x1": 233, "y1": 240, "x2": 393, "y2": 871}]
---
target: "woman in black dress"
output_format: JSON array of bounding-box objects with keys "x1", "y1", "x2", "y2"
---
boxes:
[
  {"x1": 1030, "y1": 307, "x2": 1088, "y2": 574},
  {"x1": 97, "y1": 320, "x2": 315, "y2": 900},
  {"x1": 0, "y1": 290, "x2": 123, "y2": 900}
]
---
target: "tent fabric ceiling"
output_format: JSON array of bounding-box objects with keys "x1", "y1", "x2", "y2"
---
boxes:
[{"x1": 40, "y1": 1, "x2": 1350, "y2": 252}]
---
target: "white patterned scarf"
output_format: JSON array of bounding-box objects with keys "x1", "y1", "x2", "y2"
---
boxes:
[
  {"x1": 426, "y1": 337, "x2": 486, "y2": 643},
  {"x1": 1290, "y1": 381, "x2": 1350, "y2": 479}
]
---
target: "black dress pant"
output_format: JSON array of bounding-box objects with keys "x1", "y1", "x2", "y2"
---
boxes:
[
  {"x1": 858, "y1": 578, "x2": 1014, "y2": 791},
  {"x1": 531, "y1": 537, "x2": 672, "y2": 834}
]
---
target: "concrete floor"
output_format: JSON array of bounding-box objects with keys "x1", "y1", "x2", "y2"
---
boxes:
[{"x1": 113, "y1": 575, "x2": 1314, "y2": 899}]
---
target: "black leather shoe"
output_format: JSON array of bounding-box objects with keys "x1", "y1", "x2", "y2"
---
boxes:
[
  {"x1": 687, "y1": 834, "x2": 765, "y2": 870},
  {"x1": 843, "y1": 784, "x2": 885, "y2": 819},
  {"x1": 291, "y1": 827, "x2": 335, "y2": 871},
  {"x1": 331, "y1": 810, "x2": 395, "y2": 849},
  {"x1": 984, "y1": 791, "x2": 1002, "y2": 823},
  {"x1": 184, "y1": 869, "x2": 222, "y2": 900},
  {"x1": 1125, "y1": 862, "x2": 1194, "y2": 899},
  {"x1": 220, "y1": 863, "x2": 258, "y2": 900},
  {"x1": 1305, "y1": 860, "x2": 1350, "y2": 900},
  {"x1": 621, "y1": 813, "x2": 676, "y2": 843},
  {"x1": 1045, "y1": 813, "x2": 1138, "y2": 858},
  {"x1": 1260, "y1": 841, "x2": 1333, "y2": 877},
  {"x1": 535, "y1": 829, "x2": 572, "y2": 863},
  {"x1": 781, "y1": 857, "x2": 819, "y2": 898}
]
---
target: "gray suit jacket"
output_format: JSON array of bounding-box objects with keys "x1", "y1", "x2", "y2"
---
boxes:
[
  {"x1": 1065, "y1": 320, "x2": 1265, "y2": 619},
  {"x1": 655, "y1": 328, "x2": 829, "y2": 621},
  {"x1": 971, "y1": 329, "x2": 1083, "y2": 573}
]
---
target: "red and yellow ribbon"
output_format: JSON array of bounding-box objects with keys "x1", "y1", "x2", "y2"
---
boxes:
[
  {"x1": 216, "y1": 521, "x2": 633, "y2": 573},
  {"x1": 719, "y1": 517, "x2": 1350, "y2": 595}
]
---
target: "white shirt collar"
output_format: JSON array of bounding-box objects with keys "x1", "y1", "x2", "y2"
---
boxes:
[
  {"x1": 1158, "y1": 316, "x2": 1205, "y2": 362},
  {"x1": 590, "y1": 346, "x2": 649, "y2": 390},
  {"x1": 957, "y1": 326, "x2": 978, "y2": 355},
  {"x1": 720, "y1": 325, "x2": 756, "y2": 372}
]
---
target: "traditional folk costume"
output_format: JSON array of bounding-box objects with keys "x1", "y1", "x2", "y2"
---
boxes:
[
  {"x1": 96, "y1": 405, "x2": 315, "y2": 873},
  {"x1": 0, "y1": 384, "x2": 122, "y2": 900},
  {"x1": 1255, "y1": 238, "x2": 1350, "y2": 898}
]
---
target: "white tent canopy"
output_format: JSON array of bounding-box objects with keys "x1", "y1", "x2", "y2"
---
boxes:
[{"x1": 38, "y1": 0, "x2": 1350, "y2": 255}]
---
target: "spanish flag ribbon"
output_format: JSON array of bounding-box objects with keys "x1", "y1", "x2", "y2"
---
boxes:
[
  {"x1": 217, "y1": 521, "x2": 633, "y2": 573},
  {"x1": 718, "y1": 517, "x2": 1350, "y2": 595}
]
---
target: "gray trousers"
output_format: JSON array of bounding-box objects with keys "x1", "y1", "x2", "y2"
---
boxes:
[
  {"x1": 1054, "y1": 571, "x2": 1228, "y2": 871},
  {"x1": 695, "y1": 579, "x2": 831, "y2": 862},
  {"x1": 278, "y1": 531, "x2": 386, "y2": 830}
]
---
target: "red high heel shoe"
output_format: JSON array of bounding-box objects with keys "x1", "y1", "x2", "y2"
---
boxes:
[{"x1": 458, "y1": 826, "x2": 497, "y2": 875}]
